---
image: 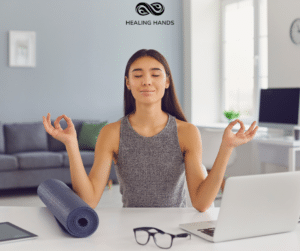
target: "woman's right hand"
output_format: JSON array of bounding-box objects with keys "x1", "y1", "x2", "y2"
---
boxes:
[{"x1": 42, "y1": 113, "x2": 77, "y2": 146}]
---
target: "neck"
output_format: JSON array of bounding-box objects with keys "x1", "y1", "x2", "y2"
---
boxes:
[{"x1": 129, "y1": 104, "x2": 168, "y2": 128}]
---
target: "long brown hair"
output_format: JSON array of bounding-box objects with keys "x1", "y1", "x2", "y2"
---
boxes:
[{"x1": 124, "y1": 49, "x2": 187, "y2": 122}]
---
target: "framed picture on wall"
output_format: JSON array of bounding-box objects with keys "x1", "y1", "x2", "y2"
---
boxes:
[{"x1": 9, "y1": 31, "x2": 36, "y2": 67}]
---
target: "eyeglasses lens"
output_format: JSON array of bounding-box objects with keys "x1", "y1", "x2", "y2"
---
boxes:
[
  {"x1": 135, "y1": 230, "x2": 149, "y2": 245},
  {"x1": 154, "y1": 232, "x2": 172, "y2": 249}
]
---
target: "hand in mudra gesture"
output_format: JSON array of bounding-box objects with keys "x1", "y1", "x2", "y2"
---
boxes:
[
  {"x1": 222, "y1": 119, "x2": 259, "y2": 149},
  {"x1": 42, "y1": 113, "x2": 77, "y2": 145}
]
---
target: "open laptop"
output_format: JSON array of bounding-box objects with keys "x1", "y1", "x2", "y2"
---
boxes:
[{"x1": 179, "y1": 171, "x2": 300, "y2": 243}]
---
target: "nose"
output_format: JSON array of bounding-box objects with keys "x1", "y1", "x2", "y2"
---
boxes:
[{"x1": 142, "y1": 74, "x2": 152, "y2": 85}]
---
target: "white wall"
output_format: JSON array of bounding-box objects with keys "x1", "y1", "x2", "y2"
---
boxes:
[
  {"x1": 185, "y1": 0, "x2": 259, "y2": 178},
  {"x1": 268, "y1": 0, "x2": 300, "y2": 88},
  {"x1": 0, "y1": 0, "x2": 184, "y2": 124},
  {"x1": 263, "y1": 0, "x2": 300, "y2": 173},
  {"x1": 182, "y1": 0, "x2": 192, "y2": 122},
  {"x1": 185, "y1": 0, "x2": 221, "y2": 125},
  {"x1": 187, "y1": 0, "x2": 300, "y2": 121},
  {"x1": 185, "y1": 0, "x2": 300, "y2": 177}
]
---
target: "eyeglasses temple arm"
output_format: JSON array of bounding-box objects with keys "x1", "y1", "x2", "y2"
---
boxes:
[{"x1": 176, "y1": 233, "x2": 191, "y2": 239}]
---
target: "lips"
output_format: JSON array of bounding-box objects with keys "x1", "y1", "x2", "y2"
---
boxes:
[{"x1": 140, "y1": 90, "x2": 155, "y2": 92}]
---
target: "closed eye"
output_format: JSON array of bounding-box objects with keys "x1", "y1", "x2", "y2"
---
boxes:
[{"x1": 134, "y1": 75, "x2": 160, "y2": 78}]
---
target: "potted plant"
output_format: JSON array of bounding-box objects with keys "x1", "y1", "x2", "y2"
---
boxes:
[{"x1": 223, "y1": 110, "x2": 240, "y2": 123}]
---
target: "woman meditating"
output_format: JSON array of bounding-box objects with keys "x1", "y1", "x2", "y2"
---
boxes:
[{"x1": 43, "y1": 49, "x2": 258, "y2": 211}]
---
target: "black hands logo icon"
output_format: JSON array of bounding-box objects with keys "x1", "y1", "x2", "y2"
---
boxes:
[{"x1": 135, "y1": 2, "x2": 165, "y2": 16}]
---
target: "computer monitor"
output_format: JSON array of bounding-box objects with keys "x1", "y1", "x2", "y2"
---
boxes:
[{"x1": 258, "y1": 88, "x2": 300, "y2": 136}]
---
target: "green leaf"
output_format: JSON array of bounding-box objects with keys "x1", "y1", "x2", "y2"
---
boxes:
[{"x1": 223, "y1": 110, "x2": 240, "y2": 120}]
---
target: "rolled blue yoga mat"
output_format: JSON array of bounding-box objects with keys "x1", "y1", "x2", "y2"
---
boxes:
[{"x1": 37, "y1": 179, "x2": 99, "y2": 238}]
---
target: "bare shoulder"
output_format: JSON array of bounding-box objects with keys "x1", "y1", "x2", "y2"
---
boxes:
[
  {"x1": 175, "y1": 118, "x2": 200, "y2": 137},
  {"x1": 98, "y1": 120, "x2": 121, "y2": 161},
  {"x1": 102, "y1": 120, "x2": 121, "y2": 134},
  {"x1": 176, "y1": 119, "x2": 201, "y2": 154},
  {"x1": 100, "y1": 120, "x2": 121, "y2": 145}
]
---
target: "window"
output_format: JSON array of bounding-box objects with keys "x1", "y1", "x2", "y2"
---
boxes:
[{"x1": 221, "y1": 0, "x2": 268, "y2": 123}]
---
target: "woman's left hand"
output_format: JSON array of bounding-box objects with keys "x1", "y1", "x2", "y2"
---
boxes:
[{"x1": 222, "y1": 119, "x2": 259, "y2": 149}]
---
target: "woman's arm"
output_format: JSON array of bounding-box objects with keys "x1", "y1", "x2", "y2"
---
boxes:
[
  {"x1": 85, "y1": 123, "x2": 117, "y2": 208},
  {"x1": 184, "y1": 120, "x2": 258, "y2": 212},
  {"x1": 64, "y1": 139, "x2": 96, "y2": 206},
  {"x1": 65, "y1": 124, "x2": 115, "y2": 209},
  {"x1": 43, "y1": 113, "x2": 115, "y2": 209}
]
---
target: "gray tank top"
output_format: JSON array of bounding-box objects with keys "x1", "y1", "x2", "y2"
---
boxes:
[{"x1": 114, "y1": 113, "x2": 187, "y2": 207}]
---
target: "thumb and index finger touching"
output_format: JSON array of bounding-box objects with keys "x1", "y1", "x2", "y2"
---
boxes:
[
  {"x1": 225, "y1": 119, "x2": 241, "y2": 131},
  {"x1": 53, "y1": 114, "x2": 73, "y2": 129},
  {"x1": 226, "y1": 119, "x2": 259, "y2": 134},
  {"x1": 42, "y1": 113, "x2": 73, "y2": 133}
]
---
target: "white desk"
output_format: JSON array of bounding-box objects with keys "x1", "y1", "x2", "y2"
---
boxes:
[
  {"x1": 254, "y1": 136, "x2": 300, "y2": 172},
  {"x1": 197, "y1": 123, "x2": 300, "y2": 173},
  {"x1": 197, "y1": 123, "x2": 249, "y2": 132},
  {"x1": 1, "y1": 206, "x2": 300, "y2": 250}
]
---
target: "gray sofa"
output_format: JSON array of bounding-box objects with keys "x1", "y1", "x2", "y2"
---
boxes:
[{"x1": 0, "y1": 119, "x2": 117, "y2": 190}]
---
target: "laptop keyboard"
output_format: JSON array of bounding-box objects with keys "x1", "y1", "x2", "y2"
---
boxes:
[{"x1": 198, "y1": 228, "x2": 215, "y2": 237}]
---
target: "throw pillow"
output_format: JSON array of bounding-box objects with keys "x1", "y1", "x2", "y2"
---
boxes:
[{"x1": 78, "y1": 121, "x2": 108, "y2": 150}]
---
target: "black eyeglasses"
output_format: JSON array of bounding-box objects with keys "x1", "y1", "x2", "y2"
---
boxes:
[{"x1": 133, "y1": 227, "x2": 191, "y2": 249}]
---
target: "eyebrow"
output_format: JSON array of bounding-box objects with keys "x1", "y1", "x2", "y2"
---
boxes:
[{"x1": 132, "y1": 68, "x2": 162, "y2": 72}]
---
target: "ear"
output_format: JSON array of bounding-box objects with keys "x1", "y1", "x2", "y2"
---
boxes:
[
  {"x1": 165, "y1": 76, "x2": 170, "y2": 89},
  {"x1": 125, "y1": 76, "x2": 130, "y2": 90}
]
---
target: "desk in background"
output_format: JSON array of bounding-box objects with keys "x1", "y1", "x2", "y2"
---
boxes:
[
  {"x1": 254, "y1": 136, "x2": 300, "y2": 172},
  {"x1": 1, "y1": 206, "x2": 300, "y2": 251},
  {"x1": 197, "y1": 123, "x2": 300, "y2": 173}
]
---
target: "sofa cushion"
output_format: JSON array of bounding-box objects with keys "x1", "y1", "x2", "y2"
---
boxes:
[
  {"x1": 48, "y1": 119, "x2": 106, "y2": 151},
  {"x1": 78, "y1": 121, "x2": 107, "y2": 150},
  {"x1": 47, "y1": 119, "x2": 84, "y2": 151},
  {"x1": 0, "y1": 154, "x2": 18, "y2": 171},
  {"x1": 14, "y1": 151, "x2": 64, "y2": 169},
  {"x1": 0, "y1": 122, "x2": 4, "y2": 154},
  {"x1": 4, "y1": 122, "x2": 48, "y2": 154},
  {"x1": 62, "y1": 150, "x2": 94, "y2": 167}
]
